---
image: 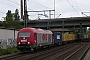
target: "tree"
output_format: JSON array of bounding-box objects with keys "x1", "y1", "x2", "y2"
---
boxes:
[
  {"x1": 14, "y1": 9, "x2": 20, "y2": 21},
  {"x1": 3, "y1": 9, "x2": 23, "y2": 29},
  {"x1": 6, "y1": 10, "x2": 13, "y2": 22}
]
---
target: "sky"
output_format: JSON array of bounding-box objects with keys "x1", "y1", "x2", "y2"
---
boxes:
[{"x1": 0, "y1": 0, "x2": 90, "y2": 21}]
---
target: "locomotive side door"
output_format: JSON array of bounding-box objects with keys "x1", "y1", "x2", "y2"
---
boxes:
[{"x1": 37, "y1": 33, "x2": 42, "y2": 46}]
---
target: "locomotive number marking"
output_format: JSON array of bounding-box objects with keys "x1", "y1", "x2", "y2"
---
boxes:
[
  {"x1": 21, "y1": 40, "x2": 27, "y2": 42},
  {"x1": 42, "y1": 34, "x2": 47, "y2": 40}
]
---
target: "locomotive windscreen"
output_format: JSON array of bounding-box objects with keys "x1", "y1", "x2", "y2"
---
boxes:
[{"x1": 19, "y1": 32, "x2": 30, "y2": 37}]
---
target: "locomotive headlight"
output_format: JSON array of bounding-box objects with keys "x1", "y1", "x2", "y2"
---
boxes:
[
  {"x1": 27, "y1": 42, "x2": 30, "y2": 44},
  {"x1": 18, "y1": 42, "x2": 21, "y2": 45}
]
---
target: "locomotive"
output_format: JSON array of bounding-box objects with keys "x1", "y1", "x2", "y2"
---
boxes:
[
  {"x1": 17, "y1": 28, "x2": 54, "y2": 51},
  {"x1": 17, "y1": 27, "x2": 89, "y2": 52}
]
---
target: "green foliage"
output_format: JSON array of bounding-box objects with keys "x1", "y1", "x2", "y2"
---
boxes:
[
  {"x1": 0, "y1": 47, "x2": 8, "y2": 55},
  {"x1": 0, "y1": 47, "x2": 20, "y2": 56},
  {"x1": 68, "y1": 28, "x2": 87, "y2": 34},
  {"x1": 14, "y1": 9, "x2": 20, "y2": 21},
  {"x1": 3, "y1": 21, "x2": 23, "y2": 29},
  {"x1": 3, "y1": 9, "x2": 23, "y2": 29},
  {"x1": 86, "y1": 30, "x2": 90, "y2": 35},
  {"x1": 6, "y1": 10, "x2": 13, "y2": 22},
  {"x1": 6, "y1": 47, "x2": 20, "y2": 54}
]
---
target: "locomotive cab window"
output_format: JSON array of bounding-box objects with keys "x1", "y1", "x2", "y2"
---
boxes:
[
  {"x1": 34, "y1": 33, "x2": 37, "y2": 39},
  {"x1": 34, "y1": 33, "x2": 37, "y2": 37},
  {"x1": 19, "y1": 32, "x2": 30, "y2": 37}
]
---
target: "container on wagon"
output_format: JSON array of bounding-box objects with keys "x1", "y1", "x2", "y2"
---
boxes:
[
  {"x1": 54, "y1": 32, "x2": 62, "y2": 43},
  {"x1": 62, "y1": 33, "x2": 68, "y2": 42}
]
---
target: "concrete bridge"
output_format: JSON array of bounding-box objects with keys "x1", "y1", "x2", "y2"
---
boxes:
[{"x1": 21, "y1": 17, "x2": 90, "y2": 31}]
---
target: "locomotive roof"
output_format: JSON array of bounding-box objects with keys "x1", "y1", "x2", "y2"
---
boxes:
[
  {"x1": 44, "y1": 30, "x2": 53, "y2": 34},
  {"x1": 20, "y1": 28, "x2": 37, "y2": 32},
  {"x1": 19, "y1": 28, "x2": 53, "y2": 34}
]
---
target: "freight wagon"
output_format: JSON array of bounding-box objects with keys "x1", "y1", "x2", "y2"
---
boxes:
[
  {"x1": 78, "y1": 34, "x2": 90, "y2": 42},
  {"x1": 53, "y1": 32, "x2": 77, "y2": 45},
  {"x1": 83, "y1": 34, "x2": 89, "y2": 41}
]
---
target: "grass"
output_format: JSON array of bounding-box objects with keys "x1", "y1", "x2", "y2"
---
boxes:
[{"x1": 0, "y1": 47, "x2": 20, "y2": 56}]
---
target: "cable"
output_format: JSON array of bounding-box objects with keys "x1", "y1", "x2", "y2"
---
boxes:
[
  {"x1": 32, "y1": 0, "x2": 51, "y2": 9},
  {"x1": 7, "y1": 0, "x2": 33, "y2": 10},
  {"x1": 0, "y1": 0, "x2": 16, "y2": 7},
  {"x1": 7, "y1": 0, "x2": 20, "y2": 5},
  {"x1": 6, "y1": 0, "x2": 56, "y2": 19},
  {"x1": 72, "y1": 0, "x2": 82, "y2": 12},
  {"x1": 67, "y1": 0, "x2": 80, "y2": 15},
  {"x1": 0, "y1": 1, "x2": 12, "y2": 14},
  {"x1": 7, "y1": 0, "x2": 39, "y2": 17},
  {"x1": 72, "y1": 0, "x2": 90, "y2": 17}
]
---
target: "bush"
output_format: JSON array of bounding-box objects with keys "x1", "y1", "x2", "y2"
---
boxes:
[{"x1": 0, "y1": 47, "x2": 20, "y2": 56}]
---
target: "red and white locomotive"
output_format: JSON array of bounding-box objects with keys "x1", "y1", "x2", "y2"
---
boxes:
[{"x1": 17, "y1": 28, "x2": 54, "y2": 51}]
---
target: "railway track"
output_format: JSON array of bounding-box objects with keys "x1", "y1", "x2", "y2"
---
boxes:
[
  {"x1": 0, "y1": 52, "x2": 21, "y2": 60},
  {"x1": 45, "y1": 42, "x2": 90, "y2": 60},
  {"x1": 26, "y1": 42, "x2": 90, "y2": 60},
  {"x1": 11, "y1": 42, "x2": 79, "y2": 60},
  {"x1": 0, "y1": 42, "x2": 89, "y2": 60},
  {"x1": 63, "y1": 42, "x2": 90, "y2": 60},
  {"x1": 27, "y1": 43, "x2": 80, "y2": 60}
]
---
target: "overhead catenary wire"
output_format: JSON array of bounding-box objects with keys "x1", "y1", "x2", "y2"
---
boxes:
[
  {"x1": 7, "y1": 0, "x2": 46, "y2": 14},
  {"x1": 71, "y1": 0, "x2": 90, "y2": 17},
  {"x1": 0, "y1": 0, "x2": 86, "y2": 17},
  {"x1": 0, "y1": 0, "x2": 16, "y2": 7},
  {"x1": 7, "y1": 0, "x2": 33, "y2": 10},
  {"x1": 6, "y1": 0, "x2": 41, "y2": 19},
  {"x1": 0, "y1": 0, "x2": 17, "y2": 14},
  {"x1": 7, "y1": 0, "x2": 56, "y2": 19},
  {"x1": 27, "y1": 0, "x2": 56, "y2": 19},
  {"x1": 32, "y1": 0, "x2": 51, "y2": 9},
  {"x1": 7, "y1": 0, "x2": 20, "y2": 5},
  {"x1": 30, "y1": 0, "x2": 57, "y2": 19},
  {"x1": 72, "y1": 0, "x2": 82, "y2": 12},
  {"x1": 7, "y1": 0, "x2": 37, "y2": 18},
  {"x1": 67, "y1": 0, "x2": 80, "y2": 16}
]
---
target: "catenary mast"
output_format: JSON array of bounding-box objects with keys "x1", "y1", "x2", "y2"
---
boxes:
[
  {"x1": 21, "y1": 0, "x2": 28, "y2": 28},
  {"x1": 24, "y1": 0, "x2": 28, "y2": 28},
  {"x1": 21, "y1": 0, "x2": 23, "y2": 19}
]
